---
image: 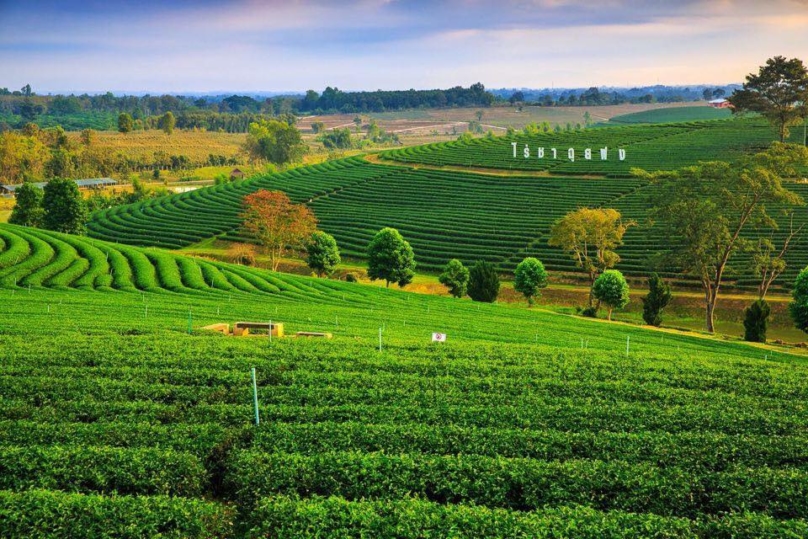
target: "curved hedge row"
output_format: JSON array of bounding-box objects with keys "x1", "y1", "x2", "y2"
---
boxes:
[{"x1": 0, "y1": 223, "x2": 373, "y2": 306}]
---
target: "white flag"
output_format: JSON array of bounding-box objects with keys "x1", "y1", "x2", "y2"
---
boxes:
[{"x1": 432, "y1": 332, "x2": 447, "y2": 342}]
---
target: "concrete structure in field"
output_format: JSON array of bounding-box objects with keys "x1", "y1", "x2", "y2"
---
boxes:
[
  {"x1": 708, "y1": 98, "x2": 731, "y2": 109},
  {"x1": 0, "y1": 178, "x2": 118, "y2": 197}
]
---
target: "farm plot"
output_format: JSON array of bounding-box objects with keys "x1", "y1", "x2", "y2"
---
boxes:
[
  {"x1": 87, "y1": 157, "x2": 398, "y2": 249},
  {"x1": 1, "y1": 276, "x2": 808, "y2": 536},
  {"x1": 381, "y1": 118, "x2": 789, "y2": 175},
  {"x1": 86, "y1": 156, "x2": 808, "y2": 291}
]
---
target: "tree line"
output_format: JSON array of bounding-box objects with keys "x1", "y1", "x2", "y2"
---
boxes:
[
  {"x1": 0, "y1": 124, "x2": 234, "y2": 185},
  {"x1": 0, "y1": 84, "x2": 495, "y2": 132},
  {"x1": 298, "y1": 83, "x2": 494, "y2": 113}
]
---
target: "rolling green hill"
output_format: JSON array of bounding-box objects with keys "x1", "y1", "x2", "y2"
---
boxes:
[
  {"x1": 379, "y1": 118, "x2": 795, "y2": 174},
  {"x1": 606, "y1": 105, "x2": 733, "y2": 124},
  {"x1": 86, "y1": 152, "x2": 808, "y2": 291},
  {"x1": 2, "y1": 224, "x2": 808, "y2": 537}
]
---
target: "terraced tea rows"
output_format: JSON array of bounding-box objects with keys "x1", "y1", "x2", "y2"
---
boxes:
[
  {"x1": 380, "y1": 118, "x2": 788, "y2": 174},
  {"x1": 0, "y1": 223, "x2": 377, "y2": 306},
  {"x1": 1, "y1": 222, "x2": 774, "y2": 356},
  {"x1": 224, "y1": 168, "x2": 648, "y2": 273},
  {"x1": 86, "y1": 156, "x2": 808, "y2": 289},
  {"x1": 606, "y1": 105, "x2": 733, "y2": 124},
  {"x1": 87, "y1": 156, "x2": 398, "y2": 249},
  {"x1": 2, "y1": 280, "x2": 807, "y2": 536}
]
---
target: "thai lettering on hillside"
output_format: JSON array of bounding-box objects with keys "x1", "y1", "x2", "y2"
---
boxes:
[{"x1": 511, "y1": 142, "x2": 626, "y2": 162}]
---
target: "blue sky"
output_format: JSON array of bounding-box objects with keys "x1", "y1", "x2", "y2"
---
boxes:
[{"x1": 1, "y1": 0, "x2": 807, "y2": 93}]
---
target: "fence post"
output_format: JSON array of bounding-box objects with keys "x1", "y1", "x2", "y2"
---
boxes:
[{"x1": 251, "y1": 367, "x2": 260, "y2": 426}]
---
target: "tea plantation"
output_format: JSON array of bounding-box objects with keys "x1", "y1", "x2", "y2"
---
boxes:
[
  {"x1": 86, "y1": 121, "x2": 808, "y2": 289},
  {"x1": 3, "y1": 222, "x2": 808, "y2": 537},
  {"x1": 380, "y1": 117, "x2": 805, "y2": 174}
]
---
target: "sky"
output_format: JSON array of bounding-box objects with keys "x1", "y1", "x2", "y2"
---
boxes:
[{"x1": 1, "y1": 0, "x2": 807, "y2": 94}]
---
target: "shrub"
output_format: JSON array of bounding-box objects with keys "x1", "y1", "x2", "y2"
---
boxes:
[
  {"x1": 744, "y1": 299, "x2": 771, "y2": 343},
  {"x1": 467, "y1": 260, "x2": 500, "y2": 303},
  {"x1": 8, "y1": 182, "x2": 44, "y2": 228},
  {"x1": 641, "y1": 273, "x2": 672, "y2": 326},
  {"x1": 438, "y1": 259, "x2": 469, "y2": 298}
]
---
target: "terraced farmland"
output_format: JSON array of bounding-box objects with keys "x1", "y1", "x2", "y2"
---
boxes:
[
  {"x1": 2, "y1": 228, "x2": 808, "y2": 536},
  {"x1": 87, "y1": 153, "x2": 808, "y2": 290},
  {"x1": 606, "y1": 105, "x2": 733, "y2": 124},
  {"x1": 87, "y1": 156, "x2": 397, "y2": 249},
  {"x1": 380, "y1": 118, "x2": 793, "y2": 175}
]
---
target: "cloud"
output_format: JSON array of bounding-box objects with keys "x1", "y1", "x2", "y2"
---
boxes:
[{"x1": 0, "y1": 0, "x2": 806, "y2": 91}]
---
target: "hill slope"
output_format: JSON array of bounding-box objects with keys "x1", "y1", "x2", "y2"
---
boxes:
[
  {"x1": 86, "y1": 160, "x2": 808, "y2": 290},
  {"x1": 2, "y1": 225, "x2": 808, "y2": 536},
  {"x1": 606, "y1": 106, "x2": 733, "y2": 124}
]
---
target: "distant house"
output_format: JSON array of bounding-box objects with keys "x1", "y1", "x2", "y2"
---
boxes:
[
  {"x1": 708, "y1": 98, "x2": 731, "y2": 109},
  {"x1": 230, "y1": 168, "x2": 246, "y2": 181},
  {"x1": 0, "y1": 178, "x2": 117, "y2": 197}
]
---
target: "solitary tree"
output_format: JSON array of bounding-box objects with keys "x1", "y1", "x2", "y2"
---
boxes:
[
  {"x1": 42, "y1": 178, "x2": 87, "y2": 235},
  {"x1": 641, "y1": 273, "x2": 672, "y2": 327},
  {"x1": 744, "y1": 221, "x2": 803, "y2": 342},
  {"x1": 244, "y1": 119, "x2": 306, "y2": 166},
  {"x1": 790, "y1": 267, "x2": 808, "y2": 334},
  {"x1": 306, "y1": 231, "x2": 341, "y2": 277},
  {"x1": 311, "y1": 121, "x2": 325, "y2": 134},
  {"x1": 240, "y1": 190, "x2": 317, "y2": 271},
  {"x1": 117, "y1": 113, "x2": 134, "y2": 133},
  {"x1": 513, "y1": 257, "x2": 549, "y2": 306},
  {"x1": 729, "y1": 56, "x2": 808, "y2": 142},
  {"x1": 367, "y1": 228, "x2": 416, "y2": 288},
  {"x1": 548, "y1": 207, "x2": 634, "y2": 306},
  {"x1": 637, "y1": 143, "x2": 807, "y2": 332},
  {"x1": 592, "y1": 270, "x2": 630, "y2": 320},
  {"x1": 439, "y1": 259, "x2": 470, "y2": 298},
  {"x1": 467, "y1": 260, "x2": 500, "y2": 303},
  {"x1": 158, "y1": 111, "x2": 176, "y2": 135},
  {"x1": 9, "y1": 183, "x2": 44, "y2": 228}
]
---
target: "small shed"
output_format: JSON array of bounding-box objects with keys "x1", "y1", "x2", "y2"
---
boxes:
[
  {"x1": 74, "y1": 178, "x2": 117, "y2": 190},
  {"x1": 230, "y1": 168, "x2": 246, "y2": 181},
  {"x1": 708, "y1": 98, "x2": 731, "y2": 109}
]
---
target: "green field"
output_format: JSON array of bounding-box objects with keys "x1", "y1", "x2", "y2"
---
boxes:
[
  {"x1": 85, "y1": 139, "x2": 808, "y2": 290},
  {"x1": 380, "y1": 118, "x2": 797, "y2": 174},
  {"x1": 606, "y1": 106, "x2": 733, "y2": 124},
  {"x1": 3, "y1": 220, "x2": 808, "y2": 536}
]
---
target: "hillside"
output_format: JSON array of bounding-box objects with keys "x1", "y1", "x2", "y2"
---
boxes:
[
  {"x1": 379, "y1": 117, "x2": 796, "y2": 174},
  {"x1": 85, "y1": 119, "x2": 808, "y2": 290},
  {"x1": 605, "y1": 106, "x2": 733, "y2": 124},
  {"x1": 2, "y1": 224, "x2": 808, "y2": 536}
]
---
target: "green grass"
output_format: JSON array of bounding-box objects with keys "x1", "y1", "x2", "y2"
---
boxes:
[
  {"x1": 381, "y1": 118, "x2": 799, "y2": 175},
  {"x1": 1, "y1": 222, "x2": 808, "y2": 536},
  {"x1": 606, "y1": 106, "x2": 733, "y2": 124}
]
